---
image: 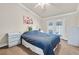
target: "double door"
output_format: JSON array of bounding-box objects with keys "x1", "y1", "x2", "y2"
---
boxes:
[{"x1": 47, "y1": 19, "x2": 65, "y2": 38}]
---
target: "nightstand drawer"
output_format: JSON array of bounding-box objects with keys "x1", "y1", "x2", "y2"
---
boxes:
[
  {"x1": 8, "y1": 35, "x2": 21, "y2": 39},
  {"x1": 8, "y1": 40, "x2": 20, "y2": 47},
  {"x1": 8, "y1": 38, "x2": 21, "y2": 43}
]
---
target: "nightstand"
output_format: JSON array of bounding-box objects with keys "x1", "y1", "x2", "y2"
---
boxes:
[{"x1": 8, "y1": 32, "x2": 22, "y2": 47}]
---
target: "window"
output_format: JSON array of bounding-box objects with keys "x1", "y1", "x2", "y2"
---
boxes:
[
  {"x1": 56, "y1": 21, "x2": 62, "y2": 26},
  {"x1": 49, "y1": 22, "x2": 53, "y2": 26}
]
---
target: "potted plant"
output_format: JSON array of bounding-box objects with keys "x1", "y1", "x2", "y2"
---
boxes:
[{"x1": 28, "y1": 26, "x2": 32, "y2": 32}]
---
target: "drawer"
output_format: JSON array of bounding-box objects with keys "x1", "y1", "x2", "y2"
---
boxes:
[
  {"x1": 8, "y1": 40, "x2": 21, "y2": 47},
  {"x1": 8, "y1": 38, "x2": 20, "y2": 43},
  {"x1": 8, "y1": 35, "x2": 21, "y2": 39},
  {"x1": 8, "y1": 33, "x2": 22, "y2": 36}
]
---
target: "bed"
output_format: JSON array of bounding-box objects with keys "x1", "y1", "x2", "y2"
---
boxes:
[{"x1": 21, "y1": 30, "x2": 60, "y2": 55}]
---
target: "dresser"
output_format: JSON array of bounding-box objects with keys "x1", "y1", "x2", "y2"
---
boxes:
[{"x1": 8, "y1": 32, "x2": 22, "y2": 47}]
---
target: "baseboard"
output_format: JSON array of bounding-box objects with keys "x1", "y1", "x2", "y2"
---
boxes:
[{"x1": 0, "y1": 43, "x2": 8, "y2": 48}]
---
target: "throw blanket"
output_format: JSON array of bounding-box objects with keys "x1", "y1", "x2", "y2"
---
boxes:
[{"x1": 21, "y1": 30, "x2": 60, "y2": 55}]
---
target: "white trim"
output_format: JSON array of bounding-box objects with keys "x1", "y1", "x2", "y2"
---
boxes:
[
  {"x1": 43, "y1": 11, "x2": 78, "y2": 20},
  {"x1": 18, "y1": 3, "x2": 40, "y2": 18},
  {"x1": 18, "y1": 3, "x2": 79, "y2": 19}
]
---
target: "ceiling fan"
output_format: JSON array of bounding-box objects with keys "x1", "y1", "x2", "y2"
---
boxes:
[{"x1": 34, "y1": 3, "x2": 50, "y2": 9}]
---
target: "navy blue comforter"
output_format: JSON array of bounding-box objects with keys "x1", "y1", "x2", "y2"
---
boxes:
[{"x1": 21, "y1": 30, "x2": 60, "y2": 55}]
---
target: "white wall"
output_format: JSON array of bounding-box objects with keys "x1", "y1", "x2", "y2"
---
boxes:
[
  {"x1": 0, "y1": 3, "x2": 40, "y2": 46},
  {"x1": 40, "y1": 12, "x2": 78, "y2": 40},
  {"x1": 76, "y1": 12, "x2": 79, "y2": 26}
]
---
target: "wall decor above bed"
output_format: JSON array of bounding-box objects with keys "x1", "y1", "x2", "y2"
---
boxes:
[
  {"x1": 23, "y1": 16, "x2": 33, "y2": 24},
  {"x1": 23, "y1": 16, "x2": 33, "y2": 31}
]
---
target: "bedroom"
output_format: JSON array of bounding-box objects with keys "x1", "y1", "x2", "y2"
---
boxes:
[{"x1": 0, "y1": 3, "x2": 79, "y2": 55}]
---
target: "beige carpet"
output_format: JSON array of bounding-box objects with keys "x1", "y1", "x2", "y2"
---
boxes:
[{"x1": 0, "y1": 39, "x2": 79, "y2": 55}]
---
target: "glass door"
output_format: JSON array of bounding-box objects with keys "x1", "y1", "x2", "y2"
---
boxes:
[
  {"x1": 47, "y1": 21, "x2": 55, "y2": 34},
  {"x1": 47, "y1": 19, "x2": 65, "y2": 39}
]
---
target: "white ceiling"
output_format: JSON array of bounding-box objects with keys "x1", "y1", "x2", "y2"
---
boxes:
[{"x1": 22, "y1": 3, "x2": 78, "y2": 18}]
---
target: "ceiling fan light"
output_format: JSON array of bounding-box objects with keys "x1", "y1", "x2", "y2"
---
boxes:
[{"x1": 35, "y1": 3, "x2": 50, "y2": 9}]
